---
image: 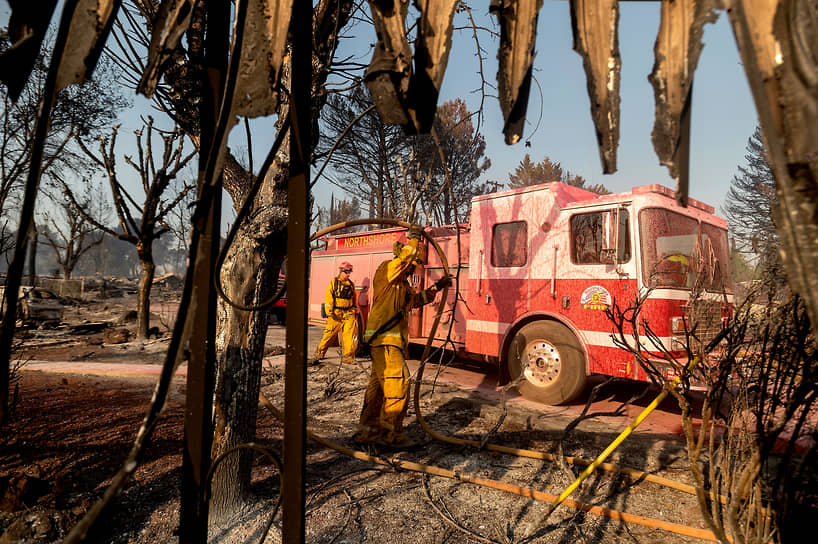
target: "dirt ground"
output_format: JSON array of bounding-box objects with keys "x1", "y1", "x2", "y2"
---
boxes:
[{"x1": 1, "y1": 295, "x2": 715, "y2": 543}]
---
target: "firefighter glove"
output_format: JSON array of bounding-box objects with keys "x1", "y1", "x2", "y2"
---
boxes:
[
  {"x1": 408, "y1": 227, "x2": 423, "y2": 240},
  {"x1": 434, "y1": 275, "x2": 453, "y2": 290}
]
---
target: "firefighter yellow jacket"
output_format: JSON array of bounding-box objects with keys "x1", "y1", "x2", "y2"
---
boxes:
[
  {"x1": 324, "y1": 276, "x2": 357, "y2": 316},
  {"x1": 363, "y1": 238, "x2": 436, "y2": 352}
]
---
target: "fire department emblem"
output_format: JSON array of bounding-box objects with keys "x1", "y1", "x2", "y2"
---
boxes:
[{"x1": 580, "y1": 286, "x2": 611, "y2": 311}]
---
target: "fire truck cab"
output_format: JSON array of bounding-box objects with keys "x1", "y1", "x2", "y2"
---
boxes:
[{"x1": 309, "y1": 182, "x2": 732, "y2": 405}]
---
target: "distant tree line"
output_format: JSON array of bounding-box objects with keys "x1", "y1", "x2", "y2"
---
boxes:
[
  {"x1": 0, "y1": 29, "x2": 128, "y2": 272},
  {"x1": 723, "y1": 126, "x2": 781, "y2": 282},
  {"x1": 507, "y1": 153, "x2": 610, "y2": 194},
  {"x1": 5, "y1": 228, "x2": 190, "y2": 281}
]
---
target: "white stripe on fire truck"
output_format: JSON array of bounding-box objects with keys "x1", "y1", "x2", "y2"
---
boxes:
[
  {"x1": 578, "y1": 330, "x2": 675, "y2": 350},
  {"x1": 577, "y1": 330, "x2": 618, "y2": 347},
  {"x1": 466, "y1": 320, "x2": 511, "y2": 335},
  {"x1": 642, "y1": 288, "x2": 735, "y2": 303},
  {"x1": 466, "y1": 321, "x2": 674, "y2": 350}
]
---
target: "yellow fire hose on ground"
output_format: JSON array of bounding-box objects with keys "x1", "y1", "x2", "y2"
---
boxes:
[{"x1": 286, "y1": 219, "x2": 720, "y2": 541}]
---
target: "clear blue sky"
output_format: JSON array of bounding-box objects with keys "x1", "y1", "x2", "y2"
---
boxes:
[{"x1": 2, "y1": 1, "x2": 757, "y2": 219}]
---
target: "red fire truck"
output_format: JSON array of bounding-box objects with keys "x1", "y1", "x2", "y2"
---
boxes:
[{"x1": 309, "y1": 182, "x2": 732, "y2": 405}]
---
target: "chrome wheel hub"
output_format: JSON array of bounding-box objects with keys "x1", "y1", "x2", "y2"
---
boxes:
[{"x1": 523, "y1": 341, "x2": 561, "y2": 387}]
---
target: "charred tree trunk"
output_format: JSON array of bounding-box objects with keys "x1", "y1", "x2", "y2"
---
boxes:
[
  {"x1": 136, "y1": 241, "x2": 155, "y2": 339},
  {"x1": 62, "y1": 242, "x2": 74, "y2": 280},
  {"x1": 27, "y1": 227, "x2": 37, "y2": 286},
  {"x1": 209, "y1": 247, "x2": 285, "y2": 519},
  {"x1": 377, "y1": 160, "x2": 385, "y2": 218},
  {"x1": 209, "y1": 150, "x2": 289, "y2": 521}
]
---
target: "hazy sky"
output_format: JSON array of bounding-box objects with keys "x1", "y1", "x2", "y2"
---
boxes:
[{"x1": 2, "y1": 1, "x2": 758, "y2": 219}]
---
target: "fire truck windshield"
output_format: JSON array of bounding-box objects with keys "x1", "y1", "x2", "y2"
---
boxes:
[{"x1": 639, "y1": 208, "x2": 732, "y2": 292}]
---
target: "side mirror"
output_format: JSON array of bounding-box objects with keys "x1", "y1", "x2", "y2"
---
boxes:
[
  {"x1": 601, "y1": 208, "x2": 628, "y2": 264},
  {"x1": 601, "y1": 210, "x2": 619, "y2": 263}
]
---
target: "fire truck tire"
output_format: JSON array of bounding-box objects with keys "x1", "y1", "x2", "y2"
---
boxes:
[{"x1": 507, "y1": 321, "x2": 587, "y2": 405}]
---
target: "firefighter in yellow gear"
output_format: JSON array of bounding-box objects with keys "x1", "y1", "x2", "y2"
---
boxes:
[
  {"x1": 316, "y1": 262, "x2": 359, "y2": 364},
  {"x1": 658, "y1": 252, "x2": 692, "y2": 287},
  {"x1": 354, "y1": 231, "x2": 452, "y2": 449}
]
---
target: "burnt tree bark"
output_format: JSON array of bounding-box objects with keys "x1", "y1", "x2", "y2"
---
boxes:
[
  {"x1": 209, "y1": 150, "x2": 289, "y2": 518},
  {"x1": 135, "y1": 240, "x2": 155, "y2": 337}
]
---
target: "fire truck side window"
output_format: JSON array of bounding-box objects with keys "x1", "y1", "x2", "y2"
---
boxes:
[
  {"x1": 570, "y1": 211, "x2": 631, "y2": 264},
  {"x1": 491, "y1": 221, "x2": 527, "y2": 267},
  {"x1": 571, "y1": 212, "x2": 603, "y2": 263}
]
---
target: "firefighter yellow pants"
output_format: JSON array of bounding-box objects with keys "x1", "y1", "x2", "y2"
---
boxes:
[
  {"x1": 316, "y1": 310, "x2": 358, "y2": 363},
  {"x1": 356, "y1": 345, "x2": 409, "y2": 445}
]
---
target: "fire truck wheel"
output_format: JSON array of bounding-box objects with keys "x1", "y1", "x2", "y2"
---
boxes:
[{"x1": 507, "y1": 321, "x2": 587, "y2": 405}]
